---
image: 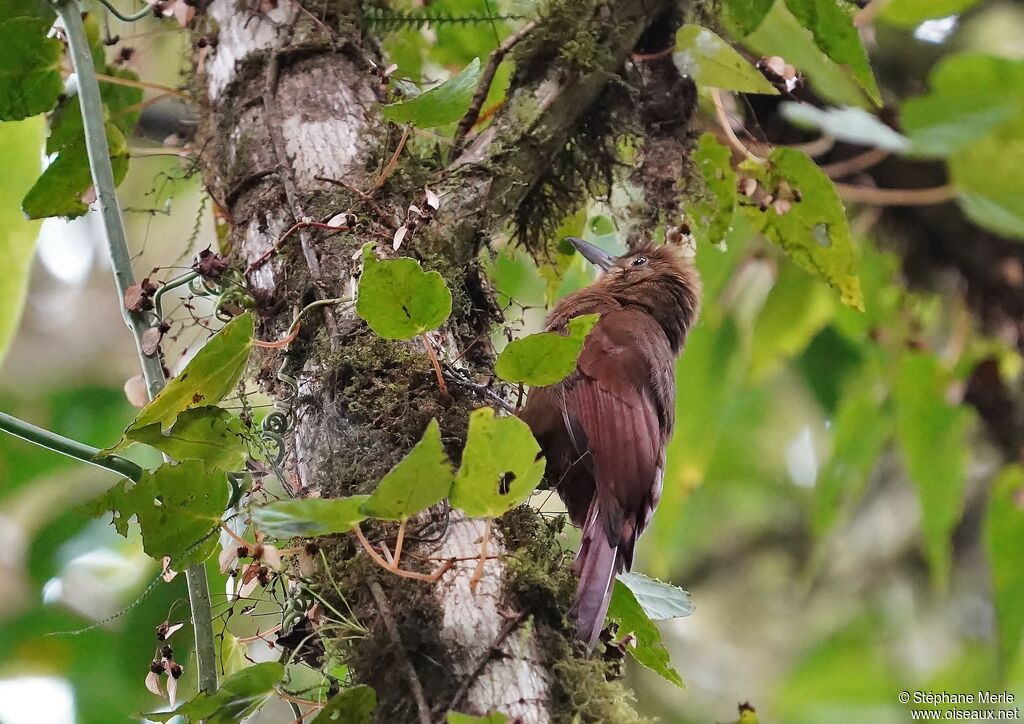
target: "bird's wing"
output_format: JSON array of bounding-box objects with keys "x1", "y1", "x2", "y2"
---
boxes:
[{"x1": 560, "y1": 307, "x2": 674, "y2": 560}]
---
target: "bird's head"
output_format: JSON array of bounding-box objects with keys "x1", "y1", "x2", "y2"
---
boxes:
[
  {"x1": 567, "y1": 236, "x2": 696, "y2": 293},
  {"x1": 567, "y1": 236, "x2": 701, "y2": 349}
]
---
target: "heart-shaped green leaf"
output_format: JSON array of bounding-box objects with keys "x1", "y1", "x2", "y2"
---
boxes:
[
  {"x1": 449, "y1": 408, "x2": 546, "y2": 518},
  {"x1": 356, "y1": 244, "x2": 452, "y2": 340},
  {"x1": 495, "y1": 314, "x2": 599, "y2": 386}
]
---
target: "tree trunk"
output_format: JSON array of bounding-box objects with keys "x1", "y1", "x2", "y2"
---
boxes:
[{"x1": 192, "y1": 0, "x2": 697, "y2": 719}]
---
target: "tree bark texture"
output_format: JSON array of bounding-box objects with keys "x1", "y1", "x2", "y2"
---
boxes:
[{"x1": 192, "y1": 0, "x2": 698, "y2": 720}]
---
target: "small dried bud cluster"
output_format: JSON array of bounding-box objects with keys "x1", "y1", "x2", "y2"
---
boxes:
[
  {"x1": 737, "y1": 175, "x2": 803, "y2": 216},
  {"x1": 393, "y1": 188, "x2": 441, "y2": 250},
  {"x1": 756, "y1": 55, "x2": 801, "y2": 95},
  {"x1": 145, "y1": 622, "x2": 185, "y2": 706}
]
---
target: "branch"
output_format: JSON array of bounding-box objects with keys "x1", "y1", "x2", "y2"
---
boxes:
[
  {"x1": 835, "y1": 182, "x2": 957, "y2": 206},
  {"x1": 53, "y1": 1, "x2": 218, "y2": 695},
  {"x1": 451, "y1": 19, "x2": 539, "y2": 153},
  {"x1": 0, "y1": 411, "x2": 143, "y2": 482}
]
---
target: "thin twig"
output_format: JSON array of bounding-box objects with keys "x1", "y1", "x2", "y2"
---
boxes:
[
  {"x1": 711, "y1": 88, "x2": 763, "y2": 164},
  {"x1": 442, "y1": 366, "x2": 515, "y2": 413},
  {"x1": 835, "y1": 182, "x2": 956, "y2": 206},
  {"x1": 93, "y1": 71, "x2": 190, "y2": 99},
  {"x1": 392, "y1": 519, "x2": 407, "y2": 570},
  {"x1": 373, "y1": 126, "x2": 410, "y2": 189},
  {"x1": 368, "y1": 580, "x2": 432, "y2": 724},
  {"x1": 821, "y1": 148, "x2": 890, "y2": 179},
  {"x1": 468, "y1": 518, "x2": 491, "y2": 593},
  {"x1": 245, "y1": 218, "x2": 349, "y2": 275},
  {"x1": 452, "y1": 19, "x2": 538, "y2": 153},
  {"x1": 420, "y1": 334, "x2": 450, "y2": 395},
  {"x1": 353, "y1": 525, "x2": 454, "y2": 582}
]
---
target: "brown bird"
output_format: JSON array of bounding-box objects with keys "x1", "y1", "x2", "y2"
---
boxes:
[{"x1": 520, "y1": 237, "x2": 700, "y2": 649}]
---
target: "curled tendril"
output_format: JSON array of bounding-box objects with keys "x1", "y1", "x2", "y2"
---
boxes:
[
  {"x1": 214, "y1": 304, "x2": 236, "y2": 323},
  {"x1": 262, "y1": 411, "x2": 289, "y2": 436},
  {"x1": 188, "y1": 275, "x2": 221, "y2": 298},
  {"x1": 260, "y1": 431, "x2": 286, "y2": 465}
]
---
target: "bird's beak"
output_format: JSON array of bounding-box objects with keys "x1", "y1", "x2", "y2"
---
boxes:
[{"x1": 567, "y1": 237, "x2": 615, "y2": 272}]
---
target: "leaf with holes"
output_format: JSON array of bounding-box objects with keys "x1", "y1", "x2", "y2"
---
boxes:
[
  {"x1": 740, "y1": 148, "x2": 863, "y2": 311},
  {"x1": 674, "y1": 25, "x2": 778, "y2": 95},
  {"x1": 126, "y1": 406, "x2": 249, "y2": 471},
  {"x1": 690, "y1": 133, "x2": 738, "y2": 249},
  {"x1": 103, "y1": 313, "x2": 254, "y2": 454},
  {"x1": 984, "y1": 465, "x2": 1024, "y2": 676},
  {"x1": 360, "y1": 419, "x2": 453, "y2": 521},
  {"x1": 606, "y1": 580, "x2": 684, "y2": 688},
  {"x1": 617, "y1": 571, "x2": 695, "y2": 621},
  {"x1": 356, "y1": 244, "x2": 453, "y2": 340},
  {"x1": 450, "y1": 408, "x2": 546, "y2": 518},
  {"x1": 311, "y1": 685, "x2": 377, "y2": 724},
  {"x1": 0, "y1": 18, "x2": 62, "y2": 121},
  {"x1": 382, "y1": 57, "x2": 480, "y2": 128},
  {"x1": 495, "y1": 314, "x2": 600, "y2": 387},
  {"x1": 783, "y1": 0, "x2": 880, "y2": 105},
  {"x1": 89, "y1": 459, "x2": 230, "y2": 568},
  {"x1": 146, "y1": 662, "x2": 284, "y2": 723},
  {"x1": 251, "y1": 496, "x2": 370, "y2": 539}
]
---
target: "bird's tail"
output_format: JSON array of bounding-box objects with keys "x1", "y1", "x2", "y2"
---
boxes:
[{"x1": 571, "y1": 506, "x2": 624, "y2": 651}]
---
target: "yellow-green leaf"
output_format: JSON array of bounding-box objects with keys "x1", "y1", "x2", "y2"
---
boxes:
[
  {"x1": 115, "y1": 314, "x2": 253, "y2": 448},
  {"x1": 741, "y1": 148, "x2": 863, "y2": 310},
  {"x1": 251, "y1": 496, "x2": 370, "y2": 539},
  {"x1": 382, "y1": 58, "x2": 481, "y2": 128},
  {"x1": 126, "y1": 406, "x2": 249, "y2": 471},
  {"x1": 606, "y1": 579, "x2": 685, "y2": 688},
  {"x1": 784, "y1": 0, "x2": 880, "y2": 105},
  {"x1": 360, "y1": 419, "x2": 453, "y2": 521},
  {"x1": 450, "y1": 408, "x2": 546, "y2": 518},
  {"x1": 691, "y1": 133, "x2": 738, "y2": 249},
  {"x1": 495, "y1": 314, "x2": 599, "y2": 386},
  {"x1": 674, "y1": 25, "x2": 778, "y2": 95},
  {"x1": 146, "y1": 662, "x2": 284, "y2": 723},
  {"x1": 311, "y1": 685, "x2": 377, "y2": 724}
]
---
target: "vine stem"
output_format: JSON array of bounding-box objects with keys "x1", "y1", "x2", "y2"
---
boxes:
[
  {"x1": 53, "y1": 1, "x2": 218, "y2": 695},
  {"x1": 0, "y1": 411, "x2": 143, "y2": 482}
]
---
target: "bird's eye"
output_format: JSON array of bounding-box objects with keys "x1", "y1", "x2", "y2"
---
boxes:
[{"x1": 631, "y1": 256, "x2": 648, "y2": 267}]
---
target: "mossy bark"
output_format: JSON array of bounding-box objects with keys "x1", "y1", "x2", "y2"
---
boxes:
[{"x1": 191, "y1": 0, "x2": 699, "y2": 720}]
